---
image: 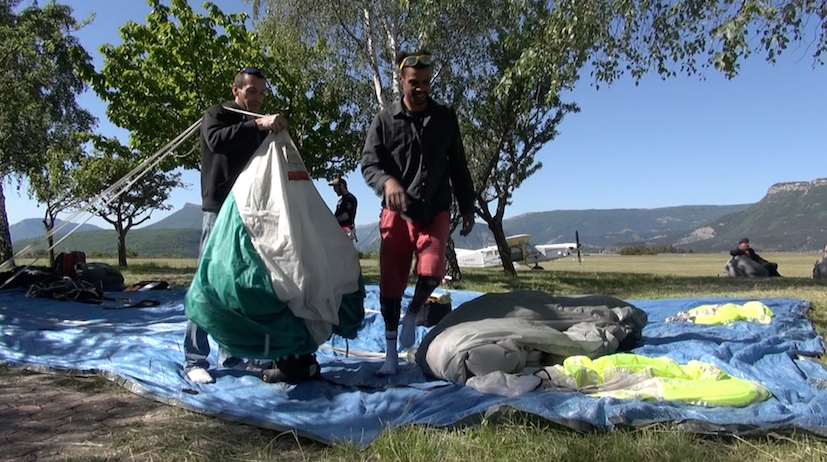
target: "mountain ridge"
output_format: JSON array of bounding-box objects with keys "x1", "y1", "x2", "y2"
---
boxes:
[
  {"x1": 9, "y1": 218, "x2": 103, "y2": 242},
  {"x1": 11, "y1": 178, "x2": 827, "y2": 257}
]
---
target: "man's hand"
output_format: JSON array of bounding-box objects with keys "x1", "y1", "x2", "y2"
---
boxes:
[
  {"x1": 255, "y1": 113, "x2": 288, "y2": 132},
  {"x1": 383, "y1": 178, "x2": 409, "y2": 213},
  {"x1": 460, "y1": 213, "x2": 475, "y2": 236}
]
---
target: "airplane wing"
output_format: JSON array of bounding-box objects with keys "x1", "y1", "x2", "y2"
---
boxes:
[{"x1": 533, "y1": 243, "x2": 577, "y2": 262}]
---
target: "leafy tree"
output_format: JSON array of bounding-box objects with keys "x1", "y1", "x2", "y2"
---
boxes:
[
  {"x1": 488, "y1": 0, "x2": 824, "y2": 270},
  {"x1": 249, "y1": 0, "x2": 512, "y2": 276},
  {"x1": 26, "y1": 143, "x2": 85, "y2": 264},
  {"x1": 72, "y1": 137, "x2": 183, "y2": 267},
  {"x1": 0, "y1": 0, "x2": 96, "y2": 265},
  {"x1": 463, "y1": 2, "x2": 580, "y2": 275},
  {"x1": 82, "y1": 0, "x2": 363, "y2": 178},
  {"x1": 251, "y1": 0, "x2": 492, "y2": 111},
  {"x1": 620, "y1": 244, "x2": 693, "y2": 255},
  {"x1": 469, "y1": 0, "x2": 825, "y2": 274},
  {"x1": 252, "y1": 0, "x2": 824, "y2": 276},
  {"x1": 513, "y1": 0, "x2": 825, "y2": 90},
  {"x1": 252, "y1": 0, "x2": 582, "y2": 276}
]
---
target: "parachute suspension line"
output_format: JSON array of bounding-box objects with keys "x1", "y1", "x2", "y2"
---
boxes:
[
  {"x1": 0, "y1": 118, "x2": 201, "y2": 278},
  {"x1": 317, "y1": 344, "x2": 388, "y2": 359},
  {"x1": 0, "y1": 118, "x2": 202, "y2": 276},
  {"x1": 222, "y1": 106, "x2": 305, "y2": 175},
  {"x1": 222, "y1": 106, "x2": 265, "y2": 119},
  {"x1": 45, "y1": 118, "x2": 203, "y2": 245},
  {"x1": 47, "y1": 118, "x2": 203, "y2": 253},
  {"x1": 174, "y1": 142, "x2": 199, "y2": 159},
  {"x1": 47, "y1": 134, "x2": 185, "y2": 256}
]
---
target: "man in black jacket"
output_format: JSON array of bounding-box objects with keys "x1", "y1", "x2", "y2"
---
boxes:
[
  {"x1": 329, "y1": 177, "x2": 358, "y2": 242},
  {"x1": 184, "y1": 66, "x2": 288, "y2": 384},
  {"x1": 729, "y1": 238, "x2": 781, "y2": 277},
  {"x1": 361, "y1": 50, "x2": 475, "y2": 376}
]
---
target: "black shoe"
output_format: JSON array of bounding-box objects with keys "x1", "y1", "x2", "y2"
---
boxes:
[{"x1": 262, "y1": 354, "x2": 320, "y2": 384}]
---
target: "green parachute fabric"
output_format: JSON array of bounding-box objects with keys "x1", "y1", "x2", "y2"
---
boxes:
[{"x1": 185, "y1": 130, "x2": 365, "y2": 360}]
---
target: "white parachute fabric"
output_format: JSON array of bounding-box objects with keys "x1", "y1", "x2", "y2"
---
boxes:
[{"x1": 232, "y1": 130, "x2": 361, "y2": 344}]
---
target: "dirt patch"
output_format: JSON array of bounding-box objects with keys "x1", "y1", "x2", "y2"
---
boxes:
[
  {"x1": 0, "y1": 366, "x2": 325, "y2": 461},
  {"x1": 0, "y1": 366, "x2": 174, "y2": 461}
]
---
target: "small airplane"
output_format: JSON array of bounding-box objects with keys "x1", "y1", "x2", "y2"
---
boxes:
[{"x1": 455, "y1": 232, "x2": 582, "y2": 270}]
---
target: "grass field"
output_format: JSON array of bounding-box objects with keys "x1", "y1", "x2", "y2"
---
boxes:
[
  {"x1": 539, "y1": 252, "x2": 821, "y2": 278},
  {"x1": 10, "y1": 253, "x2": 827, "y2": 461}
]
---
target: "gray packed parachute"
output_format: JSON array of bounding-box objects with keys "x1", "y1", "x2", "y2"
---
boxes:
[
  {"x1": 813, "y1": 248, "x2": 827, "y2": 279},
  {"x1": 723, "y1": 256, "x2": 770, "y2": 277}
]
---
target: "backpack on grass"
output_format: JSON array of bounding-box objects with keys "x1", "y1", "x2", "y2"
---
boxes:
[
  {"x1": 80, "y1": 262, "x2": 125, "y2": 292},
  {"x1": 52, "y1": 251, "x2": 86, "y2": 280}
]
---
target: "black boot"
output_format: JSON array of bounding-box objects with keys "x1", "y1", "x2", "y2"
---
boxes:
[{"x1": 262, "y1": 354, "x2": 321, "y2": 384}]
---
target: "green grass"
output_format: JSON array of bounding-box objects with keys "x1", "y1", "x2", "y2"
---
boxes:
[{"x1": 7, "y1": 254, "x2": 827, "y2": 461}]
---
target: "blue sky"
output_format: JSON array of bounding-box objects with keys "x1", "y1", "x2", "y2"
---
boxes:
[{"x1": 5, "y1": 0, "x2": 826, "y2": 230}]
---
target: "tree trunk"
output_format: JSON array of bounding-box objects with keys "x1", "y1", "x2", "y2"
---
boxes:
[
  {"x1": 444, "y1": 236, "x2": 461, "y2": 284},
  {"x1": 43, "y1": 216, "x2": 55, "y2": 265},
  {"x1": 445, "y1": 204, "x2": 464, "y2": 284},
  {"x1": 0, "y1": 182, "x2": 14, "y2": 266},
  {"x1": 489, "y1": 219, "x2": 517, "y2": 277},
  {"x1": 117, "y1": 226, "x2": 128, "y2": 267}
]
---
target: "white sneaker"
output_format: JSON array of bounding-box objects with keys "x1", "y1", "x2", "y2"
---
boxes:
[{"x1": 186, "y1": 367, "x2": 214, "y2": 384}]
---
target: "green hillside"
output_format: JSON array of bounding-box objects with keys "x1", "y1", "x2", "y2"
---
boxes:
[
  {"x1": 143, "y1": 203, "x2": 202, "y2": 230},
  {"x1": 354, "y1": 204, "x2": 751, "y2": 252},
  {"x1": 667, "y1": 180, "x2": 827, "y2": 252},
  {"x1": 10, "y1": 218, "x2": 103, "y2": 241},
  {"x1": 15, "y1": 228, "x2": 201, "y2": 258}
]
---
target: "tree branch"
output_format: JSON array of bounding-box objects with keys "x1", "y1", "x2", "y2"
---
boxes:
[
  {"x1": 376, "y1": 0, "x2": 401, "y2": 99},
  {"x1": 363, "y1": 7, "x2": 386, "y2": 109}
]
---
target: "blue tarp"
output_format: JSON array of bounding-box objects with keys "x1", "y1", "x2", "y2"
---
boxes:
[{"x1": 1, "y1": 285, "x2": 826, "y2": 445}]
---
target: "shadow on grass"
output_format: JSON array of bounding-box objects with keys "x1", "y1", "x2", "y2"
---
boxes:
[
  {"x1": 124, "y1": 262, "x2": 198, "y2": 275},
  {"x1": 451, "y1": 270, "x2": 827, "y2": 338},
  {"x1": 458, "y1": 269, "x2": 827, "y2": 297},
  {"x1": 106, "y1": 406, "x2": 326, "y2": 462},
  {"x1": 366, "y1": 413, "x2": 827, "y2": 462}
]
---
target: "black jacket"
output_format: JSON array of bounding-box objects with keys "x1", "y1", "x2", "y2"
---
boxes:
[
  {"x1": 361, "y1": 98, "x2": 475, "y2": 224},
  {"x1": 335, "y1": 193, "x2": 358, "y2": 227},
  {"x1": 729, "y1": 247, "x2": 769, "y2": 265},
  {"x1": 200, "y1": 101, "x2": 262, "y2": 212}
]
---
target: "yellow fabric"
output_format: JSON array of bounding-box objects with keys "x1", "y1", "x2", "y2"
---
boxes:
[
  {"x1": 688, "y1": 301, "x2": 773, "y2": 325},
  {"x1": 553, "y1": 353, "x2": 771, "y2": 407}
]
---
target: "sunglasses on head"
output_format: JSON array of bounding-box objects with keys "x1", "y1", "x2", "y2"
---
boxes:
[
  {"x1": 398, "y1": 54, "x2": 432, "y2": 71},
  {"x1": 239, "y1": 66, "x2": 267, "y2": 79}
]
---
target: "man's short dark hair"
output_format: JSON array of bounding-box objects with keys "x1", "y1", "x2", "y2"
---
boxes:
[
  {"x1": 738, "y1": 238, "x2": 750, "y2": 245},
  {"x1": 234, "y1": 66, "x2": 267, "y2": 87}
]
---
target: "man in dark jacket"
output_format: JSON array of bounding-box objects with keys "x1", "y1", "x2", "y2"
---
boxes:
[
  {"x1": 329, "y1": 177, "x2": 358, "y2": 241},
  {"x1": 729, "y1": 238, "x2": 781, "y2": 277},
  {"x1": 814, "y1": 245, "x2": 827, "y2": 279},
  {"x1": 361, "y1": 50, "x2": 475, "y2": 376},
  {"x1": 184, "y1": 66, "x2": 288, "y2": 384}
]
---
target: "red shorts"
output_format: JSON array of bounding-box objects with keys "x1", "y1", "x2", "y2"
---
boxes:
[{"x1": 379, "y1": 209, "x2": 450, "y2": 298}]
